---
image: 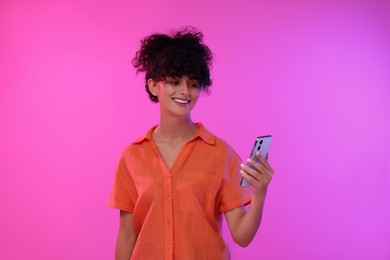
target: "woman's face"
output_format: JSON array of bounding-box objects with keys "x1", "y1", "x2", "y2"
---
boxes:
[{"x1": 149, "y1": 75, "x2": 200, "y2": 118}]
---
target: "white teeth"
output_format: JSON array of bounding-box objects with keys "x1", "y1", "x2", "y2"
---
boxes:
[{"x1": 173, "y1": 98, "x2": 190, "y2": 104}]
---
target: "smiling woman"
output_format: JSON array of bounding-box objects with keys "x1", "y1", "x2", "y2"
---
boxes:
[{"x1": 107, "y1": 27, "x2": 275, "y2": 260}]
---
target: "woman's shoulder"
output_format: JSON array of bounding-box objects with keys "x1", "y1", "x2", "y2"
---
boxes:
[
  {"x1": 201, "y1": 126, "x2": 238, "y2": 159},
  {"x1": 214, "y1": 136, "x2": 239, "y2": 158},
  {"x1": 119, "y1": 126, "x2": 156, "y2": 156}
]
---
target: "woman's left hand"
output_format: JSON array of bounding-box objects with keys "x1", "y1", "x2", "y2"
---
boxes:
[{"x1": 240, "y1": 153, "x2": 275, "y2": 197}]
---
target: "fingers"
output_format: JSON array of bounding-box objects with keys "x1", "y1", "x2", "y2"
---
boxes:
[
  {"x1": 240, "y1": 153, "x2": 274, "y2": 183},
  {"x1": 240, "y1": 153, "x2": 275, "y2": 193},
  {"x1": 245, "y1": 159, "x2": 271, "y2": 179},
  {"x1": 240, "y1": 162, "x2": 272, "y2": 188},
  {"x1": 254, "y1": 153, "x2": 275, "y2": 175},
  {"x1": 240, "y1": 167, "x2": 258, "y2": 184}
]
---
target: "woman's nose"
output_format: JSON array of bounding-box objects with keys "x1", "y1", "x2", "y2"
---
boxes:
[{"x1": 180, "y1": 82, "x2": 190, "y2": 94}]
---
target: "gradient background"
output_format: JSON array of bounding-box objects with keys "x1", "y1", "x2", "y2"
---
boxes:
[{"x1": 1, "y1": 0, "x2": 389, "y2": 259}]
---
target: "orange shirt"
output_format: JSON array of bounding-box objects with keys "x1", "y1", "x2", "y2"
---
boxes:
[{"x1": 108, "y1": 123, "x2": 252, "y2": 260}]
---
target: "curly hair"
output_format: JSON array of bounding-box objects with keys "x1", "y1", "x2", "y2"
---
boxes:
[{"x1": 132, "y1": 27, "x2": 213, "y2": 103}]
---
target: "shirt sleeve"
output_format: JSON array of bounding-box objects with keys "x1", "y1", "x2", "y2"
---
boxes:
[
  {"x1": 107, "y1": 151, "x2": 137, "y2": 213},
  {"x1": 218, "y1": 153, "x2": 253, "y2": 212}
]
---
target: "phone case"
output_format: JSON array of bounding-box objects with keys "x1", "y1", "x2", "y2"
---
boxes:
[{"x1": 240, "y1": 135, "x2": 272, "y2": 187}]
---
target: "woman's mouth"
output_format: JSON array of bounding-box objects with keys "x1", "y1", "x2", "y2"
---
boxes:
[{"x1": 172, "y1": 98, "x2": 190, "y2": 104}]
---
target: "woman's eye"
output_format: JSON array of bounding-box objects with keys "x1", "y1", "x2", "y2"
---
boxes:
[
  {"x1": 190, "y1": 82, "x2": 199, "y2": 88},
  {"x1": 166, "y1": 80, "x2": 180, "y2": 86}
]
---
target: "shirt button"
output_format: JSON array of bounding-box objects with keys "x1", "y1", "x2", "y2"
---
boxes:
[
  {"x1": 167, "y1": 196, "x2": 171, "y2": 200},
  {"x1": 167, "y1": 243, "x2": 172, "y2": 249}
]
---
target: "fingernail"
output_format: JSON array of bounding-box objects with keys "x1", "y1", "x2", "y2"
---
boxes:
[
  {"x1": 240, "y1": 163, "x2": 245, "y2": 168},
  {"x1": 247, "y1": 158, "x2": 252, "y2": 163},
  {"x1": 240, "y1": 170, "x2": 245, "y2": 175}
]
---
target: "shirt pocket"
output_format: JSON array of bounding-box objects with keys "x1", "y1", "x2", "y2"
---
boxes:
[{"x1": 177, "y1": 170, "x2": 222, "y2": 217}]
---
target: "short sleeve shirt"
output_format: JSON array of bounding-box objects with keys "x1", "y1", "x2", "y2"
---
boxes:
[{"x1": 107, "y1": 123, "x2": 252, "y2": 260}]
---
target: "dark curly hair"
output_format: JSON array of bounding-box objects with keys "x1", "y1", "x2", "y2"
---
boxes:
[{"x1": 132, "y1": 27, "x2": 213, "y2": 103}]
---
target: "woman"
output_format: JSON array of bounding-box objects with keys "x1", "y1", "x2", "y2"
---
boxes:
[{"x1": 108, "y1": 27, "x2": 274, "y2": 260}]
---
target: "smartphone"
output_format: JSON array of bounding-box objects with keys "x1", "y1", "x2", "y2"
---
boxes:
[{"x1": 240, "y1": 135, "x2": 272, "y2": 187}]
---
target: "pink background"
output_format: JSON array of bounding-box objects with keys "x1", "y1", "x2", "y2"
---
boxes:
[{"x1": 1, "y1": 0, "x2": 389, "y2": 259}]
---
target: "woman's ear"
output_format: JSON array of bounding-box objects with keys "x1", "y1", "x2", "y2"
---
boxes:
[{"x1": 147, "y1": 79, "x2": 158, "y2": 96}]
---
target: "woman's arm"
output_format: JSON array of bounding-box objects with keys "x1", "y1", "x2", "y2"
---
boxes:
[
  {"x1": 224, "y1": 153, "x2": 274, "y2": 247},
  {"x1": 115, "y1": 210, "x2": 137, "y2": 260}
]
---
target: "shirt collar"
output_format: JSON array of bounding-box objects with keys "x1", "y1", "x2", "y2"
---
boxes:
[{"x1": 133, "y1": 122, "x2": 215, "y2": 145}]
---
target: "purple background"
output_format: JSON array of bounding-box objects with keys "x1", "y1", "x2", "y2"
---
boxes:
[{"x1": 1, "y1": 0, "x2": 389, "y2": 259}]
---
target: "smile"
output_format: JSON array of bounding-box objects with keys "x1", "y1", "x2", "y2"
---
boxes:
[{"x1": 173, "y1": 98, "x2": 190, "y2": 104}]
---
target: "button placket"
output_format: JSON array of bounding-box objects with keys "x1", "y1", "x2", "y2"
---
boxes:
[{"x1": 164, "y1": 173, "x2": 174, "y2": 258}]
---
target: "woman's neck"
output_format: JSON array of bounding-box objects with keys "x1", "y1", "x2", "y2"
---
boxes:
[{"x1": 153, "y1": 115, "x2": 198, "y2": 144}]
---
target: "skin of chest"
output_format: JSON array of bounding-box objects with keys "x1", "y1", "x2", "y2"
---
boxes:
[{"x1": 153, "y1": 140, "x2": 186, "y2": 171}]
